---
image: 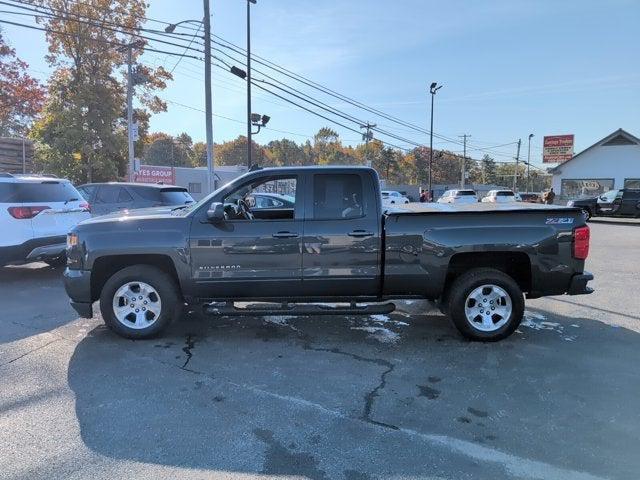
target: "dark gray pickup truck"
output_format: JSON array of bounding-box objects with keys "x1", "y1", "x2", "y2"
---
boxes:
[{"x1": 63, "y1": 166, "x2": 593, "y2": 341}]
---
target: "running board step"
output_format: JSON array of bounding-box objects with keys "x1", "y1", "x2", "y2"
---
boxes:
[{"x1": 203, "y1": 301, "x2": 396, "y2": 317}]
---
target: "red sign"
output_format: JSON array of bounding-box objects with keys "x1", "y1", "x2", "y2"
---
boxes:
[
  {"x1": 543, "y1": 135, "x2": 574, "y2": 163},
  {"x1": 134, "y1": 165, "x2": 175, "y2": 185}
]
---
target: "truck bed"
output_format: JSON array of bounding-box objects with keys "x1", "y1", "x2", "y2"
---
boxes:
[{"x1": 381, "y1": 203, "x2": 586, "y2": 300}]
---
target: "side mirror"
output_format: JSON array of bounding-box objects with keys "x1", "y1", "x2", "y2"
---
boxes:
[{"x1": 207, "y1": 202, "x2": 225, "y2": 222}]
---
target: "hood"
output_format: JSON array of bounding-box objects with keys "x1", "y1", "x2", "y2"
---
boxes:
[{"x1": 80, "y1": 205, "x2": 185, "y2": 225}]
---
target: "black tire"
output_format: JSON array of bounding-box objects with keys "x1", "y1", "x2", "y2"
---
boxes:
[
  {"x1": 582, "y1": 208, "x2": 592, "y2": 221},
  {"x1": 446, "y1": 268, "x2": 524, "y2": 342},
  {"x1": 44, "y1": 255, "x2": 66, "y2": 268},
  {"x1": 99, "y1": 265, "x2": 182, "y2": 339}
]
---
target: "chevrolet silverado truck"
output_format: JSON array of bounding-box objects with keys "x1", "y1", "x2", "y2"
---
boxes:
[{"x1": 63, "y1": 166, "x2": 593, "y2": 341}]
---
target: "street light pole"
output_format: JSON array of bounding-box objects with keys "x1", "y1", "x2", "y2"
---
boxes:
[
  {"x1": 428, "y1": 82, "x2": 442, "y2": 202},
  {"x1": 527, "y1": 133, "x2": 534, "y2": 193},
  {"x1": 203, "y1": 0, "x2": 215, "y2": 192},
  {"x1": 246, "y1": 0, "x2": 256, "y2": 169}
]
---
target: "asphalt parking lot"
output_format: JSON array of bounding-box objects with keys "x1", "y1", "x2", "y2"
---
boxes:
[{"x1": 1, "y1": 219, "x2": 639, "y2": 480}]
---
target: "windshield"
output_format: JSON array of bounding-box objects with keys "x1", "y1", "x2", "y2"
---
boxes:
[
  {"x1": 160, "y1": 189, "x2": 194, "y2": 205},
  {"x1": 496, "y1": 191, "x2": 515, "y2": 197},
  {"x1": 458, "y1": 191, "x2": 476, "y2": 196}
]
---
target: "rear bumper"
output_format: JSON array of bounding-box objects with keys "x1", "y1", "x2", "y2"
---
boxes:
[
  {"x1": 0, "y1": 236, "x2": 66, "y2": 266},
  {"x1": 567, "y1": 271, "x2": 594, "y2": 295},
  {"x1": 63, "y1": 268, "x2": 93, "y2": 318}
]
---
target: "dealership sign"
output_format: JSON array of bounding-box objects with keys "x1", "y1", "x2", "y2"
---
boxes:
[
  {"x1": 543, "y1": 135, "x2": 574, "y2": 163},
  {"x1": 134, "y1": 165, "x2": 175, "y2": 185}
]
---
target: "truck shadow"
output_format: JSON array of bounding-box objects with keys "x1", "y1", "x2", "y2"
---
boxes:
[
  {"x1": 67, "y1": 307, "x2": 640, "y2": 479},
  {"x1": 0, "y1": 264, "x2": 77, "y2": 344}
]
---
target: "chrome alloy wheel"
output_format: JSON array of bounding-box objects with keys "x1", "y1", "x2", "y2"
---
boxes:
[
  {"x1": 112, "y1": 281, "x2": 162, "y2": 329},
  {"x1": 463, "y1": 284, "x2": 512, "y2": 332}
]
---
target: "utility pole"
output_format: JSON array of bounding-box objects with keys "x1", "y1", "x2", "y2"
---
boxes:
[
  {"x1": 203, "y1": 0, "x2": 215, "y2": 192},
  {"x1": 126, "y1": 45, "x2": 135, "y2": 181},
  {"x1": 246, "y1": 0, "x2": 257, "y2": 169},
  {"x1": 361, "y1": 122, "x2": 376, "y2": 167},
  {"x1": 458, "y1": 134, "x2": 470, "y2": 189},
  {"x1": 513, "y1": 138, "x2": 522, "y2": 192},
  {"x1": 527, "y1": 133, "x2": 534, "y2": 193},
  {"x1": 428, "y1": 82, "x2": 442, "y2": 201}
]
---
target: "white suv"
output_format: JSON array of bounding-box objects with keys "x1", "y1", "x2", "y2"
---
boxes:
[
  {"x1": 438, "y1": 189, "x2": 478, "y2": 204},
  {"x1": 0, "y1": 174, "x2": 90, "y2": 267},
  {"x1": 381, "y1": 190, "x2": 410, "y2": 206}
]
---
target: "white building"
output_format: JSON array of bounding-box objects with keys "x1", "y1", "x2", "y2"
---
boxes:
[{"x1": 550, "y1": 128, "x2": 640, "y2": 200}]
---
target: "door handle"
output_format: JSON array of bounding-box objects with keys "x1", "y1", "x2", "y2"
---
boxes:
[
  {"x1": 272, "y1": 231, "x2": 299, "y2": 238},
  {"x1": 348, "y1": 230, "x2": 374, "y2": 237}
]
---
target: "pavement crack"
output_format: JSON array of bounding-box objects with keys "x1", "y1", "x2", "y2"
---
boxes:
[
  {"x1": 301, "y1": 339, "x2": 396, "y2": 428},
  {"x1": 0, "y1": 339, "x2": 60, "y2": 368},
  {"x1": 181, "y1": 334, "x2": 196, "y2": 369}
]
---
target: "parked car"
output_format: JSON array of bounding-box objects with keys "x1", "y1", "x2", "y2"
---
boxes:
[
  {"x1": 0, "y1": 173, "x2": 90, "y2": 267},
  {"x1": 568, "y1": 189, "x2": 640, "y2": 219},
  {"x1": 437, "y1": 189, "x2": 478, "y2": 204},
  {"x1": 519, "y1": 193, "x2": 541, "y2": 203},
  {"x1": 64, "y1": 166, "x2": 593, "y2": 342},
  {"x1": 381, "y1": 190, "x2": 410, "y2": 205},
  {"x1": 77, "y1": 182, "x2": 194, "y2": 216},
  {"x1": 481, "y1": 190, "x2": 518, "y2": 203},
  {"x1": 247, "y1": 192, "x2": 295, "y2": 209}
]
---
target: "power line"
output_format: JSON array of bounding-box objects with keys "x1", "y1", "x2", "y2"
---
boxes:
[{"x1": 4, "y1": 1, "x2": 533, "y2": 160}]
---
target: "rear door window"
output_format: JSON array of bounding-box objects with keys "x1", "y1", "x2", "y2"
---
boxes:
[
  {"x1": 95, "y1": 186, "x2": 120, "y2": 204},
  {"x1": 118, "y1": 188, "x2": 134, "y2": 203},
  {"x1": 313, "y1": 174, "x2": 364, "y2": 220},
  {"x1": 77, "y1": 185, "x2": 96, "y2": 201}
]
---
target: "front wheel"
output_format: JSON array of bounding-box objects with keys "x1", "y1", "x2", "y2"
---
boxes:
[
  {"x1": 99, "y1": 265, "x2": 182, "y2": 339},
  {"x1": 582, "y1": 208, "x2": 592, "y2": 221},
  {"x1": 446, "y1": 268, "x2": 524, "y2": 341}
]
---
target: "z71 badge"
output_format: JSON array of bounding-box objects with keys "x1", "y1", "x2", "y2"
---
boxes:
[{"x1": 545, "y1": 217, "x2": 574, "y2": 224}]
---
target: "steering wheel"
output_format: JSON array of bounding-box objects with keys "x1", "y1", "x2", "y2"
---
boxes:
[{"x1": 237, "y1": 199, "x2": 254, "y2": 220}]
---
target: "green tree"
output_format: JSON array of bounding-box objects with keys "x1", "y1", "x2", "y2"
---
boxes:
[{"x1": 30, "y1": 0, "x2": 171, "y2": 182}]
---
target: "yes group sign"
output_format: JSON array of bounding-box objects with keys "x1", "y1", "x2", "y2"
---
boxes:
[{"x1": 134, "y1": 165, "x2": 176, "y2": 185}]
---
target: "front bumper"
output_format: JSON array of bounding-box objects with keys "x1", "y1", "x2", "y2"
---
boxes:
[
  {"x1": 567, "y1": 271, "x2": 594, "y2": 295},
  {"x1": 63, "y1": 268, "x2": 93, "y2": 318}
]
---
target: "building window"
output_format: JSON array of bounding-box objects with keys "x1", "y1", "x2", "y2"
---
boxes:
[
  {"x1": 188, "y1": 182, "x2": 202, "y2": 194},
  {"x1": 560, "y1": 178, "x2": 614, "y2": 199},
  {"x1": 624, "y1": 178, "x2": 640, "y2": 189}
]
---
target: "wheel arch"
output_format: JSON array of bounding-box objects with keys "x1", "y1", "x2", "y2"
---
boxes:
[
  {"x1": 443, "y1": 251, "x2": 532, "y2": 300},
  {"x1": 90, "y1": 254, "x2": 181, "y2": 302}
]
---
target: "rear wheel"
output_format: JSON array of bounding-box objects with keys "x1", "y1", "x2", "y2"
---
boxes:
[
  {"x1": 447, "y1": 268, "x2": 524, "y2": 341},
  {"x1": 99, "y1": 265, "x2": 182, "y2": 339}
]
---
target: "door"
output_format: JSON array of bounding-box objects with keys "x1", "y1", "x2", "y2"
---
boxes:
[
  {"x1": 189, "y1": 174, "x2": 304, "y2": 299},
  {"x1": 597, "y1": 189, "x2": 618, "y2": 214},
  {"x1": 301, "y1": 172, "x2": 381, "y2": 297},
  {"x1": 618, "y1": 189, "x2": 640, "y2": 216}
]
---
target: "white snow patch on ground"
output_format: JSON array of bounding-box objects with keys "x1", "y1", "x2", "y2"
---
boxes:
[
  {"x1": 369, "y1": 314, "x2": 409, "y2": 327},
  {"x1": 520, "y1": 311, "x2": 577, "y2": 342},
  {"x1": 351, "y1": 326, "x2": 400, "y2": 344},
  {"x1": 263, "y1": 315, "x2": 298, "y2": 331}
]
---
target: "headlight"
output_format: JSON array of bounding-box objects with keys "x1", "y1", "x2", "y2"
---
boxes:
[
  {"x1": 567, "y1": 201, "x2": 574, "y2": 207},
  {"x1": 67, "y1": 233, "x2": 78, "y2": 248}
]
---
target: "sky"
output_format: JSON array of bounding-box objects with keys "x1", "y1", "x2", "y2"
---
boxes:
[{"x1": 3, "y1": 0, "x2": 640, "y2": 166}]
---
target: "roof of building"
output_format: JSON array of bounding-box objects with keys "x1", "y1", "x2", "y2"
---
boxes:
[{"x1": 549, "y1": 128, "x2": 640, "y2": 173}]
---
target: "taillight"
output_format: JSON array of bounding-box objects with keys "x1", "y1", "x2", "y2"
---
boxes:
[
  {"x1": 7, "y1": 206, "x2": 50, "y2": 219},
  {"x1": 573, "y1": 225, "x2": 590, "y2": 260}
]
